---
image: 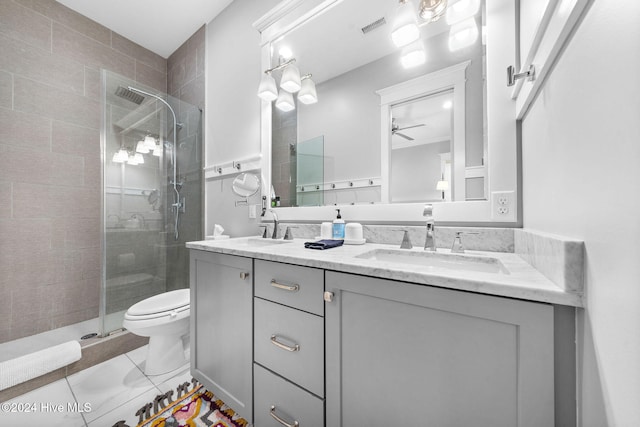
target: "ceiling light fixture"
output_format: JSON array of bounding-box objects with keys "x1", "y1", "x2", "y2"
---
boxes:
[
  {"x1": 400, "y1": 40, "x2": 427, "y2": 68},
  {"x1": 419, "y1": 0, "x2": 448, "y2": 23},
  {"x1": 445, "y1": 0, "x2": 480, "y2": 24},
  {"x1": 391, "y1": 0, "x2": 420, "y2": 48}
]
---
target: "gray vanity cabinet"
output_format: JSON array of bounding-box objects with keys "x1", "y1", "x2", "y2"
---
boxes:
[
  {"x1": 189, "y1": 251, "x2": 253, "y2": 421},
  {"x1": 253, "y1": 260, "x2": 325, "y2": 427},
  {"x1": 325, "y1": 271, "x2": 555, "y2": 427}
]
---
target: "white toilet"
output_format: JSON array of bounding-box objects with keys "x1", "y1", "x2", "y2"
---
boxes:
[{"x1": 123, "y1": 289, "x2": 190, "y2": 375}]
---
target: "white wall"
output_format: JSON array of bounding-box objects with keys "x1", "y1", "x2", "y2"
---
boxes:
[
  {"x1": 204, "y1": 0, "x2": 280, "y2": 236},
  {"x1": 521, "y1": 1, "x2": 640, "y2": 425}
]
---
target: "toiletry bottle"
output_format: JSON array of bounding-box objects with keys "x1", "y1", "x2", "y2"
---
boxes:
[{"x1": 332, "y1": 209, "x2": 345, "y2": 239}]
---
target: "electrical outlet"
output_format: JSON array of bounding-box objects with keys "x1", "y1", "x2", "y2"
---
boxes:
[
  {"x1": 491, "y1": 191, "x2": 516, "y2": 221},
  {"x1": 249, "y1": 204, "x2": 257, "y2": 219}
]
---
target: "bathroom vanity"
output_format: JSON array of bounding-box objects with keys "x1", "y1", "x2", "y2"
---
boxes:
[{"x1": 188, "y1": 235, "x2": 581, "y2": 427}]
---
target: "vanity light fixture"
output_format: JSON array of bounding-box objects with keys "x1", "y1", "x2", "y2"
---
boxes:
[
  {"x1": 275, "y1": 89, "x2": 296, "y2": 112},
  {"x1": 127, "y1": 153, "x2": 139, "y2": 165},
  {"x1": 133, "y1": 153, "x2": 144, "y2": 165},
  {"x1": 112, "y1": 148, "x2": 128, "y2": 163},
  {"x1": 258, "y1": 58, "x2": 317, "y2": 108},
  {"x1": 257, "y1": 72, "x2": 278, "y2": 102},
  {"x1": 280, "y1": 62, "x2": 302, "y2": 92},
  {"x1": 298, "y1": 74, "x2": 318, "y2": 104},
  {"x1": 136, "y1": 140, "x2": 150, "y2": 154},
  {"x1": 436, "y1": 178, "x2": 449, "y2": 199},
  {"x1": 391, "y1": 0, "x2": 420, "y2": 48},
  {"x1": 448, "y1": 17, "x2": 478, "y2": 51},
  {"x1": 143, "y1": 134, "x2": 157, "y2": 150},
  {"x1": 152, "y1": 144, "x2": 162, "y2": 157}
]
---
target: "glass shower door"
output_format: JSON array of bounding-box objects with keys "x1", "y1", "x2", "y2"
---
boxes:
[{"x1": 101, "y1": 71, "x2": 202, "y2": 335}]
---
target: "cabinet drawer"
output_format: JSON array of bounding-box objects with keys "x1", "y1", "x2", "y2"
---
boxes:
[
  {"x1": 255, "y1": 259, "x2": 324, "y2": 315},
  {"x1": 254, "y1": 364, "x2": 324, "y2": 427},
  {"x1": 254, "y1": 298, "x2": 324, "y2": 397}
]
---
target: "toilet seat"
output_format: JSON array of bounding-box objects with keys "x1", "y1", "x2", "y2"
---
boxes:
[{"x1": 126, "y1": 289, "x2": 190, "y2": 317}]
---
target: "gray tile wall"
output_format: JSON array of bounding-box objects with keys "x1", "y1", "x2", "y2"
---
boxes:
[{"x1": 0, "y1": 0, "x2": 167, "y2": 343}]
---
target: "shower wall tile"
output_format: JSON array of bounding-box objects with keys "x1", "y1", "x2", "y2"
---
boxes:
[
  {"x1": 1, "y1": 0, "x2": 169, "y2": 344},
  {"x1": 0, "y1": 145, "x2": 54, "y2": 185},
  {"x1": 14, "y1": 76, "x2": 101, "y2": 129},
  {"x1": 52, "y1": 120, "x2": 100, "y2": 156},
  {"x1": 135, "y1": 61, "x2": 167, "y2": 93},
  {"x1": 84, "y1": 66, "x2": 101, "y2": 99},
  {"x1": 0, "y1": 218, "x2": 52, "y2": 252},
  {"x1": 0, "y1": 33, "x2": 85, "y2": 95},
  {"x1": 0, "y1": 108, "x2": 52, "y2": 151},
  {"x1": 0, "y1": 182, "x2": 11, "y2": 218},
  {"x1": 16, "y1": 0, "x2": 111, "y2": 45},
  {"x1": 178, "y1": 74, "x2": 205, "y2": 110},
  {"x1": 0, "y1": 71, "x2": 11, "y2": 109},
  {"x1": 15, "y1": 0, "x2": 112, "y2": 47},
  {"x1": 112, "y1": 32, "x2": 167, "y2": 73},
  {"x1": 52, "y1": 23, "x2": 135, "y2": 80},
  {"x1": 0, "y1": 0, "x2": 51, "y2": 51}
]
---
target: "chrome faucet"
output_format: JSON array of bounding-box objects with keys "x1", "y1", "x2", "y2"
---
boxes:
[
  {"x1": 269, "y1": 209, "x2": 279, "y2": 239},
  {"x1": 423, "y1": 204, "x2": 436, "y2": 251}
]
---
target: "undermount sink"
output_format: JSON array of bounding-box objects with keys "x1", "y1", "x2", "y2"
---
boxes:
[
  {"x1": 238, "y1": 237, "x2": 294, "y2": 247},
  {"x1": 355, "y1": 249, "x2": 510, "y2": 275}
]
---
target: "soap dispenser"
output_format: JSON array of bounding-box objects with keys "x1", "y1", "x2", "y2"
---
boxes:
[{"x1": 332, "y1": 209, "x2": 345, "y2": 240}]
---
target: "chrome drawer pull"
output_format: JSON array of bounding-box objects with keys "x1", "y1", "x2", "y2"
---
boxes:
[
  {"x1": 270, "y1": 279, "x2": 299, "y2": 292},
  {"x1": 270, "y1": 405, "x2": 299, "y2": 427},
  {"x1": 270, "y1": 335, "x2": 300, "y2": 352}
]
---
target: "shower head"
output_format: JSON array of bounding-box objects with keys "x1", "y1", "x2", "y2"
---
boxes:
[{"x1": 115, "y1": 86, "x2": 144, "y2": 105}]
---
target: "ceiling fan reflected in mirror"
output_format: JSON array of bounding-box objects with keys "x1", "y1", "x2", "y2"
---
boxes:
[{"x1": 391, "y1": 118, "x2": 426, "y2": 141}]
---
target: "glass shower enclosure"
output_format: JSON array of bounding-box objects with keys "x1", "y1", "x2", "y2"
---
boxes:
[{"x1": 101, "y1": 71, "x2": 202, "y2": 335}]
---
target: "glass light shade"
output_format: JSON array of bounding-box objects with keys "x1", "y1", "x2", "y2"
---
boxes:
[
  {"x1": 419, "y1": 0, "x2": 448, "y2": 22},
  {"x1": 448, "y1": 17, "x2": 479, "y2": 51},
  {"x1": 152, "y1": 145, "x2": 162, "y2": 157},
  {"x1": 275, "y1": 89, "x2": 295, "y2": 112},
  {"x1": 127, "y1": 154, "x2": 139, "y2": 165},
  {"x1": 143, "y1": 135, "x2": 156, "y2": 149},
  {"x1": 134, "y1": 153, "x2": 144, "y2": 164},
  {"x1": 257, "y1": 73, "x2": 278, "y2": 101},
  {"x1": 280, "y1": 64, "x2": 301, "y2": 93},
  {"x1": 298, "y1": 78, "x2": 318, "y2": 105},
  {"x1": 391, "y1": 0, "x2": 420, "y2": 48},
  {"x1": 436, "y1": 180, "x2": 449, "y2": 191},
  {"x1": 112, "y1": 149, "x2": 128, "y2": 163},
  {"x1": 136, "y1": 140, "x2": 150, "y2": 154},
  {"x1": 446, "y1": 0, "x2": 480, "y2": 25},
  {"x1": 400, "y1": 41, "x2": 426, "y2": 68}
]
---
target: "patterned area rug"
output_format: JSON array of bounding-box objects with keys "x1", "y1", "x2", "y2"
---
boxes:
[{"x1": 111, "y1": 378, "x2": 249, "y2": 427}]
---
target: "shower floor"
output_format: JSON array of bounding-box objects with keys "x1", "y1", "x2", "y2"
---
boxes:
[{"x1": 0, "y1": 311, "x2": 126, "y2": 364}]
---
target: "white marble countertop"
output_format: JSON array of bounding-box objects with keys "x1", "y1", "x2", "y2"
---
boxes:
[{"x1": 186, "y1": 237, "x2": 583, "y2": 307}]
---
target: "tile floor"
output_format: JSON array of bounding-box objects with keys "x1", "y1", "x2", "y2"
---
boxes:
[{"x1": 2, "y1": 345, "x2": 192, "y2": 427}]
